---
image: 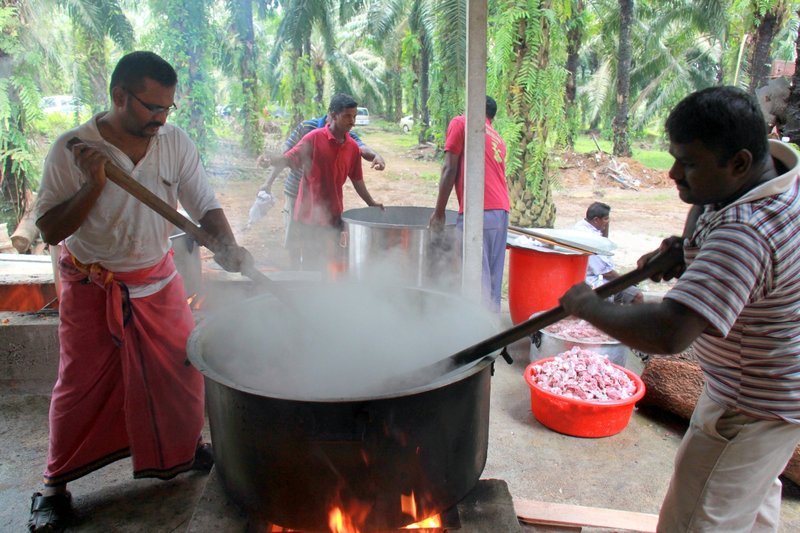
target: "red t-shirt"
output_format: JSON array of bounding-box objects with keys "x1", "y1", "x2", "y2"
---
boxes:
[
  {"x1": 444, "y1": 115, "x2": 510, "y2": 213},
  {"x1": 285, "y1": 126, "x2": 363, "y2": 226}
]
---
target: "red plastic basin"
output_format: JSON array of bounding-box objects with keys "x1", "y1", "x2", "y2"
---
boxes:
[
  {"x1": 507, "y1": 245, "x2": 588, "y2": 324},
  {"x1": 524, "y1": 358, "x2": 646, "y2": 438}
]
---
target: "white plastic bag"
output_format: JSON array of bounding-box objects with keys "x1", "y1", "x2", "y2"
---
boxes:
[{"x1": 246, "y1": 191, "x2": 275, "y2": 228}]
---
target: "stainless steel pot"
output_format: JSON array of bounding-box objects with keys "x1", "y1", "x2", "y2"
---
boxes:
[
  {"x1": 342, "y1": 206, "x2": 459, "y2": 290},
  {"x1": 187, "y1": 282, "x2": 500, "y2": 530},
  {"x1": 530, "y1": 329, "x2": 629, "y2": 367},
  {"x1": 170, "y1": 231, "x2": 202, "y2": 298}
]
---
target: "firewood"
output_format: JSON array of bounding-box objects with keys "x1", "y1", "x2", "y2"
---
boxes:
[{"x1": 514, "y1": 498, "x2": 657, "y2": 532}]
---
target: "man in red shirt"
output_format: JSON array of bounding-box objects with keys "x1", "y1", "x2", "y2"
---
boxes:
[
  {"x1": 267, "y1": 94, "x2": 382, "y2": 272},
  {"x1": 430, "y1": 96, "x2": 510, "y2": 312}
]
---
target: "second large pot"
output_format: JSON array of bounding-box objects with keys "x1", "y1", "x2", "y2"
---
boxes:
[
  {"x1": 187, "y1": 282, "x2": 500, "y2": 530},
  {"x1": 342, "y1": 206, "x2": 460, "y2": 290}
]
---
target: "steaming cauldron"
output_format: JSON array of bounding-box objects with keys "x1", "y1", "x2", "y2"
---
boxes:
[
  {"x1": 187, "y1": 282, "x2": 500, "y2": 530},
  {"x1": 342, "y1": 206, "x2": 460, "y2": 290}
]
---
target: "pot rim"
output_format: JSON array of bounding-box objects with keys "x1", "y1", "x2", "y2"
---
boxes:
[
  {"x1": 187, "y1": 327, "x2": 495, "y2": 401},
  {"x1": 342, "y1": 205, "x2": 458, "y2": 229},
  {"x1": 186, "y1": 282, "x2": 500, "y2": 402}
]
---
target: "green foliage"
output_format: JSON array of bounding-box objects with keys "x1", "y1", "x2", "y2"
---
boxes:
[
  {"x1": 489, "y1": 0, "x2": 569, "y2": 201},
  {"x1": 146, "y1": 0, "x2": 217, "y2": 161},
  {"x1": 632, "y1": 148, "x2": 673, "y2": 170},
  {"x1": 428, "y1": 0, "x2": 465, "y2": 141},
  {"x1": 1, "y1": 3, "x2": 46, "y2": 225}
]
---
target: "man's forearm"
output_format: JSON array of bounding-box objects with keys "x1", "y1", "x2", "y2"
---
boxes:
[
  {"x1": 260, "y1": 166, "x2": 283, "y2": 192},
  {"x1": 353, "y1": 180, "x2": 379, "y2": 206},
  {"x1": 359, "y1": 145, "x2": 377, "y2": 162},
  {"x1": 433, "y1": 156, "x2": 459, "y2": 215},
  {"x1": 36, "y1": 181, "x2": 105, "y2": 245},
  {"x1": 199, "y1": 208, "x2": 237, "y2": 248}
]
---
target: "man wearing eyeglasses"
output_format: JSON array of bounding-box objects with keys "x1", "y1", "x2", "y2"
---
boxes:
[{"x1": 28, "y1": 51, "x2": 250, "y2": 532}]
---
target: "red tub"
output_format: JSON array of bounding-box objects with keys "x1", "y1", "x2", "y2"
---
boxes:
[
  {"x1": 507, "y1": 244, "x2": 588, "y2": 324},
  {"x1": 524, "y1": 359, "x2": 645, "y2": 438}
]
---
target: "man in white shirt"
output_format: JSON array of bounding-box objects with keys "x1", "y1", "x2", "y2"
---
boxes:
[
  {"x1": 574, "y1": 202, "x2": 643, "y2": 304},
  {"x1": 29, "y1": 51, "x2": 252, "y2": 532}
]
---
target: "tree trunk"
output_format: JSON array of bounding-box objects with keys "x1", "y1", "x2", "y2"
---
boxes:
[
  {"x1": 503, "y1": 3, "x2": 561, "y2": 228},
  {"x1": 159, "y1": 0, "x2": 213, "y2": 158},
  {"x1": 612, "y1": 0, "x2": 632, "y2": 158},
  {"x1": 233, "y1": 0, "x2": 261, "y2": 157},
  {"x1": 394, "y1": 63, "x2": 403, "y2": 122},
  {"x1": 748, "y1": 5, "x2": 787, "y2": 95},
  {"x1": 418, "y1": 34, "x2": 431, "y2": 145},
  {"x1": 564, "y1": 0, "x2": 584, "y2": 148},
  {"x1": 779, "y1": 9, "x2": 800, "y2": 143},
  {"x1": 290, "y1": 46, "x2": 307, "y2": 127}
]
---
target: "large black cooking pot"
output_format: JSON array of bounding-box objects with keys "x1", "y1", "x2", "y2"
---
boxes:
[{"x1": 187, "y1": 282, "x2": 500, "y2": 530}]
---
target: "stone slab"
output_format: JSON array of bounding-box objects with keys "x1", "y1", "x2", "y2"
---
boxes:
[{"x1": 0, "y1": 310, "x2": 59, "y2": 393}]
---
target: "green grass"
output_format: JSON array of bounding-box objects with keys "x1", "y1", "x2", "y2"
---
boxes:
[
  {"x1": 634, "y1": 150, "x2": 673, "y2": 170},
  {"x1": 574, "y1": 135, "x2": 612, "y2": 154},
  {"x1": 573, "y1": 134, "x2": 673, "y2": 171}
]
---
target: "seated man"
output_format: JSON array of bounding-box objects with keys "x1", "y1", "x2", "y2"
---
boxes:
[{"x1": 575, "y1": 202, "x2": 643, "y2": 304}]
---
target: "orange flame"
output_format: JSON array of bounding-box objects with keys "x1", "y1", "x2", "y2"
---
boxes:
[
  {"x1": 328, "y1": 507, "x2": 358, "y2": 533},
  {"x1": 186, "y1": 293, "x2": 206, "y2": 310},
  {"x1": 401, "y1": 491, "x2": 442, "y2": 529}
]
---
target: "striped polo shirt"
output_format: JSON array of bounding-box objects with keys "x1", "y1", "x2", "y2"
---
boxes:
[{"x1": 664, "y1": 140, "x2": 800, "y2": 423}]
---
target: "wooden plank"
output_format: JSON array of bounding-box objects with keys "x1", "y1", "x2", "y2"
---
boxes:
[{"x1": 514, "y1": 498, "x2": 658, "y2": 532}]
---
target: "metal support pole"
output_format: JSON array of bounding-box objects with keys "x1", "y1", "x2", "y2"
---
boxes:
[{"x1": 462, "y1": 1, "x2": 488, "y2": 303}]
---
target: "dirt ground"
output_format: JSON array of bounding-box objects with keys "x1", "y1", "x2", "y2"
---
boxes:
[{"x1": 207, "y1": 125, "x2": 687, "y2": 294}]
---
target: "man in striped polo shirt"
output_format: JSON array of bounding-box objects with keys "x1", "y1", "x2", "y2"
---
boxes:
[{"x1": 560, "y1": 86, "x2": 800, "y2": 532}]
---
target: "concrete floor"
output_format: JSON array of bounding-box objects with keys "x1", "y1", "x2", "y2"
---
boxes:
[{"x1": 3, "y1": 305, "x2": 800, "y2": 532}]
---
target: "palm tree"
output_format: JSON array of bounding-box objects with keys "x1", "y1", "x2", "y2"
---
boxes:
[
  {"x1": 368, "y1": 0, "x2": 435, "y2": 142},
  {"x1": 612, "y1": 0, "x2": 632, "y2": 157},
  {"x1": 68, "y1": 0, "x2": 134, "y2": 111},
  {"x1": 1, "y1": 0, "x2": 132, "y2": 231},
  {"x1": 267, "y1": 0, "x2": 337, "y2": 124},
  {"x1": 778, "y1": 7, "x2": 800, "y2": 142},
  {"x1": 564, "y1": 0, "x2": 586, "y2": 147},
  {"x1": 748, "y1": 0, "x2": 790, "y2": 93},
  {"x1": 228, "y1": 0, "x2": 263, "y2": 157},
  {"x1": 488, "y1": 0, "x2": 571, "y2": 228},
  {"x1": 578, "y1": 0, "x2": 727, "y2": 138},
  {"x1": 148, "y1": 0, "x2": 216, "y2": 158}
]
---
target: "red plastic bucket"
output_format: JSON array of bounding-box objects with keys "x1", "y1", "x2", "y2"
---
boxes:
[
  {"x1": 524, "y1": 359, "x2": 645, "y2": 438},
  {"x1": 507, "y1": 245, "x2": 589, "y2": 324}
]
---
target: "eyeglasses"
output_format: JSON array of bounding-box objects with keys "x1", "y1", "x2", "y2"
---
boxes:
[{"x1": 126, "y1": 89, "x2": 177, "y2": 115}]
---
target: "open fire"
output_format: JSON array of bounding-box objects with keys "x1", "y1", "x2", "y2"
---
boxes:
[
  {"x1": 186, "y1": 292, "x2": 206, "y2": 310},
  {"x1": 265, "y1": 491, "x2": 443, "y2": 532}
]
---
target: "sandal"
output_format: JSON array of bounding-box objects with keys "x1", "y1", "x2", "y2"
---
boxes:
[
  {"x1": 28, "y1": 491, "x2": 73, "y2": 532},
  {"x1": 191, "y1": 442, "x2": 214, "y2": 472}
]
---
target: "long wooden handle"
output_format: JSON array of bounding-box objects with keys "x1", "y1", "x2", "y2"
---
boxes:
[{"x1": 387, "y1": 240, "x2": 684, "y2": 389}]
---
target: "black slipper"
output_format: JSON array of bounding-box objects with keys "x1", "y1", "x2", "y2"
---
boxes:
[
  {"x1": 28, "y1": 491, "x2": 73, "y2": 532},
  {"x1": 191, "y1": 442, "x2": 214, "y2": 472}
]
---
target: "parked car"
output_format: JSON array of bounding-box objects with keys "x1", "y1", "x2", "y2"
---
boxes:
[
  {"x1": 40, "y1": 95, "x2": 83, "y2": 115},
  {"x1": 355, "y1": 107, "x2": 370, "y2": 126},
  {"x1": 399, "y1": 115, "x2": 414, "y2": 133}
]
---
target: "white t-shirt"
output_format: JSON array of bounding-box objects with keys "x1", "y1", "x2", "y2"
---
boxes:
[
  {"x1": 35, "y1": 114, "x2": 221, "y2": 272},
  {"x1": 574, "y1": 218, "x2": 614, "y2": 287}
]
